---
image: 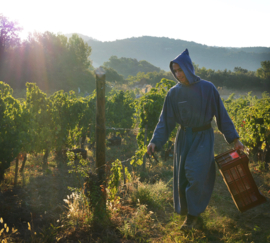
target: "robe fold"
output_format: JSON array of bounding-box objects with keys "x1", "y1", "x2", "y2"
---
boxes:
[{"x1": 150, "y1": 49, "x2": 239, "y2": 216}]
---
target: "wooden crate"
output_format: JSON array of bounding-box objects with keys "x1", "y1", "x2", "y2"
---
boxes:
[{"x1": 215, "y1": 149, "x2": 267, "y2": 212}]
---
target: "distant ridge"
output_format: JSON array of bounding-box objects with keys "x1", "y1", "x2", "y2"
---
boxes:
[
  {"x1": 68, "y1": 35, "x2": 270, "y2": 72},
  {"x1": 65, "y1": 33, "x2": 99, "y2": 42}
]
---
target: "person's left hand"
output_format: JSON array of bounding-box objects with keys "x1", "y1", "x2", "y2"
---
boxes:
[{"x1": 234, "y1": 138, "x2": 244, "y2": 150}]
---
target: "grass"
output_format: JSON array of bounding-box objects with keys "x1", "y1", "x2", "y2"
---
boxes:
[
  {"x1": 131, "y1": 180, "x2": 173, "y2": 211},
  {"x1": 1, "y1": 129, "x2": 270, "y2": 242}
]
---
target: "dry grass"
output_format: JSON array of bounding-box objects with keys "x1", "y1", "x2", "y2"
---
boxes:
[{"x1": 1, "y1": 129, "x2": 270, "y2": 242}]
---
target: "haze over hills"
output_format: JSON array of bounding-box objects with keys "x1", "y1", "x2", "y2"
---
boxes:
[
  {"x1": 68, "y1": 35, "x2": 269, "y2": 72},
  {"x1": 65, "y1": 34, "x2": 270, "y2": 72}
]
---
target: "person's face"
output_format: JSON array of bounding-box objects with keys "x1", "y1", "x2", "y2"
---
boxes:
[{"x1": 172, "y1": 63, "x2": 189, "y2": 85}]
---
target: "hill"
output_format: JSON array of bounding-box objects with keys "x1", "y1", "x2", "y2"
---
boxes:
[
  {"x1": 65, "y1": 33, "x2": 98, "y2": 42},
  {"x1": 103, "y1": 56, "x2": 161, "y2": 78},
  {"x1": 85, "y1": 36, "x2": 270, "y2": 71}
]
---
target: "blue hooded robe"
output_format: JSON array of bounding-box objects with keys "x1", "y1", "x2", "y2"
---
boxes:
[{"x1": 150, "y1": 49, "x2": 239, "y2": 216}]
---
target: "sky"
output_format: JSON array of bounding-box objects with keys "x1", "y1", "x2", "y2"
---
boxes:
[{"x1": 2, "y1": 0, "x2": 270, "y2": 48}]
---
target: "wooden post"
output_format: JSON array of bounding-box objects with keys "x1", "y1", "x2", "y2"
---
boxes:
[
  {"x1": 122, "y1": 163, "x2": 126, "y2": 185},
  {"x1": 14, "y1": 156, "x2": 19, "y2": 186},
  {"x1": 142, "y1": 124, "x2": 148, "y2": 170},
  {"x1": 43, "y1": 149, "x2": 49, "y2": 170},
  {"x1": 95, "y1": 67, "x2": 106, "y2": 212},
  {"x1": 19, "y1": 153, "x2": 27, "y2": 172}
]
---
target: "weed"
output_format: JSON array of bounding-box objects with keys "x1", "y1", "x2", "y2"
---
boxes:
[
  {"x1": 256, "y1": 160, "x2": 269, "y2": 172},
  {"x1": 63, "y1": 191, "x2": 91, "y2": 226},
  {"x1": 39, "y1": 223, "x2": 62, "y2": 243},
  {"x1": 131, "y1": 180, "x2": 171, "y2": 210},
  {"x1": 0, "y1": 217, "x2": 18, "y2": 242},
  {"x1": 118, "y1": 203, "x2": 154, "y2": 240}
]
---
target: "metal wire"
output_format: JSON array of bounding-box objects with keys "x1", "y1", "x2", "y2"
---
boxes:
[
  {"x1": 94, "y1": 123, "x2": 145, "y2": 131},
  {"x1": 106, "y1": 126, "x2": 140, "y2": 131},
  {"x1": 89, "y1": 125, "x2": 147, "y2": 171},
  {"x1": 94, "y1": 156, "x2": 134, "y2": 171}
]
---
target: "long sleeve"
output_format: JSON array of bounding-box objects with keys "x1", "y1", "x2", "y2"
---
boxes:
[
  {"x1": 213, "y1": 87, "x2": 239, "y2": 144},
  {"x1": 150, "y1": 92, "x2": 176, "y2": 150}
]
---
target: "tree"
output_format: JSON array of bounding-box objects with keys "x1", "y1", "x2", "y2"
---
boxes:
[
  {"x1": 234, "y1": 67, "x2": 248, "y2": 74},
  {"x1": 68, "y1": 33, "x2": 92, "y2": 71},
  {"x1": 102, "y1": 66, "x2": 125, "y2": 83},
  {"x1": 0, "y1": 14, "x2": 22, "y2": 69},
  {"x1": 126, "y1": 70, "x2": 174, "y2": 87},
  {"x1": 256, "y1": 61, "x2": 270, "y2": 79},
  {"x1": 2, "y1": 31, "x2": 95, "y2": 92},
  {"x1": 104, "y1": 56, "x2": 160, "y2": 78}
]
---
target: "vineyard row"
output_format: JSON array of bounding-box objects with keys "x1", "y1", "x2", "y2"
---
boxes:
[{"x1": 1, "y1": 79, "x2": 269, "y2": 180}]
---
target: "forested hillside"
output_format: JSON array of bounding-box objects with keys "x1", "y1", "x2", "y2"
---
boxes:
[
  {"x1": 1, "y1": 15, "x2": 270, "y2": 96},
  {"x1": 104, "y1": 56, "x2": 161, "y2": 78},
  {"x1": 105, "y1": 58, "x2": 270, "y2": 92},
  {"x1": 86, "y1": 36, "x2": 270, "y2": 71}
]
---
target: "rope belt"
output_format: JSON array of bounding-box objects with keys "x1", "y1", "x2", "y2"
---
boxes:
[{"x1": 182, "y1": 123, "x2": 211, "y2": 132}]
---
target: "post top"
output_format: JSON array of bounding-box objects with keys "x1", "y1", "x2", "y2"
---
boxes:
[{"x1": 95, "y1": 66, "x2": 106, "y2": 78}]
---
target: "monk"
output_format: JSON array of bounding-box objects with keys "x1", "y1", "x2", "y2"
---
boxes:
[{"x1": 147, "y1": 49, "x2": 244, "y2": 231}]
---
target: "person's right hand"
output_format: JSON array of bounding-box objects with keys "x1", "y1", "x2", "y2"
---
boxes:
[
  {"x1": 234, "y1": 138, "x2": 244, "y2": 151},
  {"x1": 147, "y1": 143, "x2": 155, "y2": 155}
]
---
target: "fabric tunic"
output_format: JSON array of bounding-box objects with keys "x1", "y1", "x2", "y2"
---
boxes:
[{"x1": 150, "y1": 49, "x2": 239, "y2": 216}]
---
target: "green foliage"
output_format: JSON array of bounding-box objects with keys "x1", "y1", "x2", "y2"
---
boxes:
[
  {"x1": 125, "y1": 61, "x2": 269, "y2": 93},
  {"x1": 67, "y1": 151, "x2": 89, "y2": 182},
  {"x1": 118, "y1": 204, "x2": 154, "y2": 240},
  {"x1": 234, "y1": 67, "x2": 248, "y2": 74},
  {"x1": 25, "y1": 83, "x2": 52, "y2": 154},
  {"x1": 49, "y1": 90, "x2": 82, "y2": 152},
  {"x1": 0, "y1": 14, "x2": 22, "y2": 61},
  {"x1": 77, "y1": 92, "x2": 96, "y2": 142},
  {"x1": 108, "y1": 160, "x2": 122, "y2": 200},
  {"x1": 25, "y1": 82, "x2": 93, "y2": 160},
  {"x1": 224, "y1": 91, "x2": 270, "y2": 160},
  {"x1": 0, "y1": 81, "x2": 98, "y2": 178},
  {"x1": 256, "y1": 161, "x2": 268, "y2": 172},
  {"x1": 66, "y1": 152, "x2": 110, "y2": 224},
  {"x1": 0, "y1": 82, "x2": 23, "y2": 180},
  {"x1": 195, "y1": 65, "x2": 263, "y2": 90},
  {"x1": 126, "y1": 70, "x2": 174, "y2": 87},
  {"x1": 256, "y1": 61, "x2": 270, "y2": 90},
  {"x1": 256, "y1": 61, "x2": 270, "y2": 79},
  {"x1": 1, "y1": 31, "x2": 95, "y2": 93},
  {"x1": 68, "y1": 34, "x2": 92, "y2": 71},
  {"x1": 106, "y1": 89, "x2": 135, "y2": 134},
  {"x1": 131, "y1": 181, "x2": 169, "y2": 209},
  {"x1": 130, "y1": 148, "x2": 146, "y2": 166},
  {"x1": 104, "y1": 55, "x2": 161, "y2": 78},
  {"x1": 107, "y1": 159, "x2": 131, "y2": 201},
  {"x1": 0, "y1": 81, "x2": 13, "y2": 96},
  {"x1": 102, "y1": 66, "x2": 125, "y2": 83},
  {"x1": 133, "y1": 78, "x2": 177, "y2": 149}
]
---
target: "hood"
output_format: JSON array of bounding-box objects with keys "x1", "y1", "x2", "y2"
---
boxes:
[{"x1": 170, "y1": 49, "x2": 200, "y2": 85}]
